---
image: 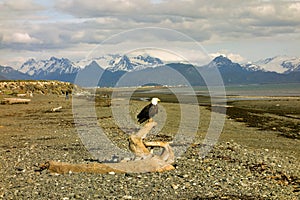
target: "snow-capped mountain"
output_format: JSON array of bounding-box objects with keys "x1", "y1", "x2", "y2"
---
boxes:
[
  {"x1": 209, "y1": 55, "x2": 238, "y2": 67},
  {"x1": 0, "y1": 65, "x2": 31, "y2": 80},
  {"x1": 19, "y1": 57, "x2": 81, "y2": 76},
  {"x1": 241, "y1": 63, "x2": 266, "y2": 72},
  {"x1": 76, "y1": 54, "x2": 120, "y2": 69},
  {"x1": 77, "y1": 54, "x2": 164, "y2": 72},
  {"x1": 107, "y1": 54, "x2": 163, "y2": 72},
  {"x1": 108, "y1": 55, "x2": 135, "y2": 72},
  {"x1": 2, "y1": 54, "x2": 300, "y2": 86},
  {"x1": 252, "y1": 56, "x2": 300, "y2": 74}
]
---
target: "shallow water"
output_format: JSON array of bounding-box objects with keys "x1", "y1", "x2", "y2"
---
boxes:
[
  {"x1": 137, "y1": 83, "x2": 300, "y2": 97},
  {"x1": 134, "y1": 83, "x2": 300, "y2": 103},
  {"x1": 223, "y1": 83, "x2": 300, "y2": 97}
]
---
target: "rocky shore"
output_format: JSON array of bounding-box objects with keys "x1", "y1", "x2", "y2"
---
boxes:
[
  {"x1": 0, "y1": 83, "x2": 299, "y2": 199},
  {"x1": 0, "y1": 80, "x2": 75, "y2": 96}
]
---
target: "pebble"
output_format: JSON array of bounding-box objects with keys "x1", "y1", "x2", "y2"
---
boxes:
[{"x1": 1, "y1": 139, "x2": 299, "y2": 199}]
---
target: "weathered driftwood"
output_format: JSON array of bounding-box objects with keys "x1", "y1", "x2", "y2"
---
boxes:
[
  {"x1": 16, "y1": 93, "x2": 27, "y2": 97},
  {"x1": 43, "y1": 121, "x2": 175, "y2": 174},
  {"x1": 128, "y1": 121, "x2": 157, "y2": 157},
  {"x1": 1, "y1": 98, "x2": 31, "y2": 104},
  {"x1": 42, "y1": 157, "x2": 174, "y2": 174},
  {"x1": 51, "y1": 106, "x2": 62, "y2": 112}
]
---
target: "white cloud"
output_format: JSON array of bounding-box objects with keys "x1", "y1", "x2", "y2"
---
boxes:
[
  {"x1": 53, "y1": 0, "x2": 300, "y2": 41},
  {"x1": 0, "y1": 0, "x2": 45, "y2": 20},
  {"x1": 3, "y1": 32, "x2": 42, "y2": 44},
  {"x1": 0, "y1": 0, "x2": 300, "y2": 67}
]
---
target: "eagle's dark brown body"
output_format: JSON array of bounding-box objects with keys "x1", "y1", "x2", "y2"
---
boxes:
[{"x1": 137, "y1": 103, "x2": 158, "y2": 123}]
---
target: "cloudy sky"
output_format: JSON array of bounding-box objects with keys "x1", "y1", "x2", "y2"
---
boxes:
[{"x1": 1, "y1": 0, "x2": 300, "y2": 68}]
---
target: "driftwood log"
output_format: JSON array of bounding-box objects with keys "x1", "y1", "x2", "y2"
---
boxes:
[
  {"x1": 1, "y1": 98, "x2": 31, "y2": 104},
  {"x1": 42, "y1": 121, "x2": 175, "y2": 174}
]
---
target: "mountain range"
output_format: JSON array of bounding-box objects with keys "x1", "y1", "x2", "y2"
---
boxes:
[
  {"x1": 76, "y1": 54, "x2": 163, "y2": 72},
  {"x1": 241, "y1": 56, "x2": 300, "y2": 74},
  {"x1": 0, "y1": 54, "x2": 300, "y2": 87},
  {"x1": 0, "y1": 65, "x2": 31, "y2": 80}
]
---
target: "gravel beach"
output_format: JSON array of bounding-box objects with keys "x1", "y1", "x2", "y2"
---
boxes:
[{"x1": 0, "y1": 83, "x2": 299, "y2": 199}]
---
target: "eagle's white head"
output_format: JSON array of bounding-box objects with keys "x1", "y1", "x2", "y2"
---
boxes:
[{"x1": 151, "y1": 97, "x2": 160, "y2": 105}]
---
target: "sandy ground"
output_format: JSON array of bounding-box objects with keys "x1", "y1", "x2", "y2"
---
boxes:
[{"x1": 0, "y1": 90, "x2": 299, "y2": 199}]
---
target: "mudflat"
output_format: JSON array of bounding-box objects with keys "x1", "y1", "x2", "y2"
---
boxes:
[{"x1": 0, "y1": 84, "x2": 299, "y2": 199}]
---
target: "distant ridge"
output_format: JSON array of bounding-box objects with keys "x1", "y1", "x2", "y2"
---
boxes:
[
  {"x1": 18, "y1": 57, "x2": 81, "y2": 82},
  {"x1": 0, "y1": 65, "x2": 31, "y2": 80},
  {"x1": 205, "y1": 56, "x2": 293, "y2": 85},
  {"x1": 1, "y1": 54, "x2": 300, "y2": 86},
  {"x1": 244, "y1": 55, "x2": 300, "y2": 74}
]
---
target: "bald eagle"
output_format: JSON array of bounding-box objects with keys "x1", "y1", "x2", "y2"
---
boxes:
[{"x1": 137, "y1": 98, "x2": 160, "y2": 123}]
